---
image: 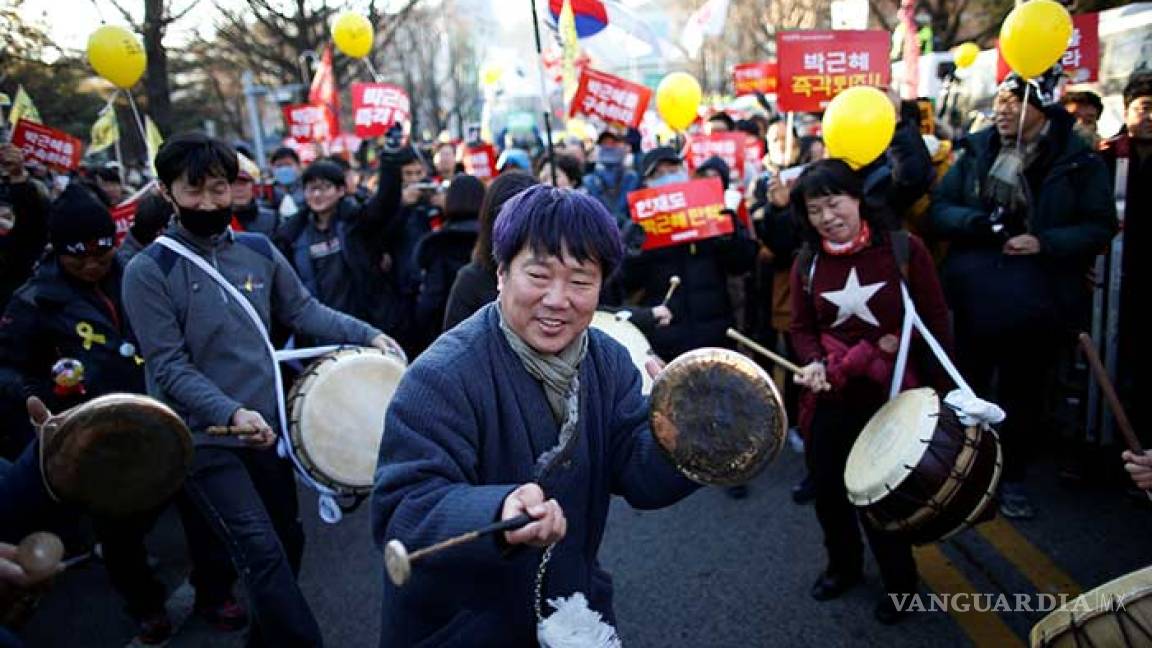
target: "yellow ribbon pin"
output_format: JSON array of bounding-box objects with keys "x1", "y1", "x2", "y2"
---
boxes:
[{"x1": 75, "y1": 322, "x2": 107, "y2": 350}]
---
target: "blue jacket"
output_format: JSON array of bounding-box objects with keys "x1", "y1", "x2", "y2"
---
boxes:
[
  {"x1": 371, "y1": 303, "x2": 698, "y2": 646},
  {"x1": 583, "y1": 165, "x2": 640, "y2": 225}
]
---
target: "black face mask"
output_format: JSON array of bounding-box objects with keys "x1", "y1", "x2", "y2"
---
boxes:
[{"x1": 178, "y1": 205, "x2": 233, "y2": 237}]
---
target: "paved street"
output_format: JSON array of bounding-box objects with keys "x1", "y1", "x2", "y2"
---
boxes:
[{"x1": 16, "y1": 444, "x2": 1152, "y2": 647}]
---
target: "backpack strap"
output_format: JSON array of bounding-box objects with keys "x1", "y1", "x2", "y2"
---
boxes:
[
  {"x1": 890, "y1": 228, "x2": 910, "y2": 283},
  {"x1": 798, "y1": 244, "x2": 816, "y2": 294}
]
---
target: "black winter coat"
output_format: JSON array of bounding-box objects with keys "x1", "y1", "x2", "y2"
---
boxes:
[{"x1": 415, "y1": 219, "x2": 478, "y2": 336}]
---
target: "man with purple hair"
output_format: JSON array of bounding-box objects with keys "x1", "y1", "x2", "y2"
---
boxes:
[{"x1": 371, "y1": 185, "x2": 698, "y2": 646}]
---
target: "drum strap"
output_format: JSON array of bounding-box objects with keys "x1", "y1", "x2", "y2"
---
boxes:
[
  {"x1": 890, "y1": 282, "x2": 973, "y2": 399},
  {"x1": 154, "y1": 236, "x2": 347, "y2": 523}
]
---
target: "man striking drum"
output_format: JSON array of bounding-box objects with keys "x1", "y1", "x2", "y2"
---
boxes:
[
  {"x1": 372, "y1": 185, "x2": 699, "y2": 646},
  {"x1": 122, "y1": 132, "x2": 401, "y2": 646}
]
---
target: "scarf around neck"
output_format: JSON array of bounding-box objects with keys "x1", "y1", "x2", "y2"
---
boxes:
[{"x1": 497, "y1": 303, "x2": 588, "y2": 425}]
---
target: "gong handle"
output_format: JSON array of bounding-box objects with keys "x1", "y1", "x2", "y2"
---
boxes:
[
  {"x1": 406, "y1": 513, "x2": 534, "y2": 563},
  {"x1": 726, "y1": 328, "x2": 804, "y2": 375},
  {"x1": 661, "y1": 276, "x2": 682, "y2": 306},
  {"x1": 206, "y1": 425, "x2": 263, "y2": 436}
]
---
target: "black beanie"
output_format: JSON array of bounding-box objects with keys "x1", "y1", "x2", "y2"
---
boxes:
[
  {"x1": 444, "y1": 174, "x2": 486, "y2": 221},
  {"x1": 301, "y1": 160, "x2": 346, "y2": 187},
  {"x1": 49, "y1": 184, "x2": 116, "y2": 249}
]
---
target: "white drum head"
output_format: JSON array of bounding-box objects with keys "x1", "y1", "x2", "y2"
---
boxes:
[
  {"x1": 845, "y1": 388, "x2": 939, "y2": 506},
  {"x1": 1031, "y1": 565, "x2": 1152, "y2": 647},
  {"x1": 290, "y1": 350, "x2": 405, "y2": 490},
  {"x1": 591, "y1": 311, "x2": 655, "y2": 395}
]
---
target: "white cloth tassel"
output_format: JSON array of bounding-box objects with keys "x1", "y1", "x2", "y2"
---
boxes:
[
  {"x1": 945, "y1": 389, "x2": 1007, "y2": 427},
  {"x1": 537, "y1": 593, "x2": 622, "y2": 648}
]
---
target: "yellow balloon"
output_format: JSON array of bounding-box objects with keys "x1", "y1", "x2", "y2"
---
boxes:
[
  {"x1": 332, "y1": 12, "x2": 374, "y2": 59},
  {"x1": 480, "y1": 63, "x2": 504, "y2": 88},
  {"x1": 822, "y1": 86, "x2": 896, "y2": 170},
  {"x1": 656, "y1": 72, "x2": 702, "y2": 131},
  {"x1": 87, "y1": 26, "x2": 146, "y2": 89},
  {"x1": 953, "y1": 42, "x2": 980, "y2": 70},
  {"x1": 999, "y1": 0, "x2": 1072, "y2": 79}
]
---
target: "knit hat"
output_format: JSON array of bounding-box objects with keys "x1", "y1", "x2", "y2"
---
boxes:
[
  {"x1": 997, "y1": 67, "x2": 1061, "y2": 109},
  {"x1": 640, "y1": 146, "x2": 682, "y2": 178},
  {"x1": 301, "y1": 160, "x2": 346, "y2": 187},
  {"x1": 49, "y1": 184, "x2": 115, "y2": 251},
  {"x1": 695, "y1": 156, "x2": 731, "y2": 190},
  {"x1": 444, "y1": 174, "x2": 486, "y2": 221}
]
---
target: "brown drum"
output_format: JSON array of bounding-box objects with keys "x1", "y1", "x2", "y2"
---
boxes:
[
  {"x1": 1031, "y1": 566, "x2": 1152, "y2": 647},
  {"x1": 39, "y1": 394, "x2": 193, "y2": 517},
  {"x1": 844, "y1": 388, "x2": 1002, "y2": 545},
  {"x1": 649, "y1": 348, "x2": 786, "y2": 486}
]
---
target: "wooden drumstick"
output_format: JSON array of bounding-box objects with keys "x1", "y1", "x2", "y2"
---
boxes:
[
  {"x1": 726, "y1": 328, "x2": 804, "y2": 375},
  {"x1": 1078, "y1": 333, "x2": 1142, "y2": 453},
  {"x1": 384, "y1": 514, "x2": 533, "y2": 587},
  {"x1": 206, "y1": 425, "x2": 264, "y2": 436},
  {"x1": 661, "y1": 276, "x2": 681, "y2": 307}
]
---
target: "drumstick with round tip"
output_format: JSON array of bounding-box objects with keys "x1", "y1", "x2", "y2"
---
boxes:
[
  {"x1": 206, "y1": 425, "x2": 265, "y2": 436},
  {"x1": 385, "y1": 514, "x2": 533, "y2": 587},
  {"x1": 726, "y1": 328, "x2": 804, "y2": 375},
  {"x1": 660, "y1": 276, "x2": 682, "y2": 307}
]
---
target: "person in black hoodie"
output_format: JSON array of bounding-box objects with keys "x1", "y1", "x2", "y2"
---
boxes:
[
  {"x1": 414, "y1": 173, "x2": 485, "y2": 342},
  {"x1": 0, "y1": 185, "x2": 242, "y2": 644},
  {"x1": 930, "y1": 72, "x2": 1117, "y2": 519}
]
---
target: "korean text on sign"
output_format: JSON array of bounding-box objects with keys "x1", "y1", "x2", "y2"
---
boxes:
[
  {"x1": 11, "y1": 119, "x2": 82, "y2": 171},
  {"x1": 732, "y1": 62, "x2": 778, "y2": 97},
  {"x1": 683, "y1": 133, "x2": 747, "y2": 183},
  {"x1": 776, "y1": 30, "x2": 890, "y2": 113},
  {"x1": 282, "y1": 104, "x2": 336, "y2": 143},
  {"x1": 569, "y1": 68, "x2": 653, "y2": 129},
  {"x1": 351, "y1": 83, "x2": 412, "y2": 138},
  {"x1": 627, "y1": 177, "x2": 731, "y2": 251},
  {"x1": 463, "y1": 144, "x2": 497, "y2": 182}
]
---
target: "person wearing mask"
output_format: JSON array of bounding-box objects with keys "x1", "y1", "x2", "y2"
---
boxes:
[
  {"x1": 930, "y1": 72, "x2": 1117, "y2": 519},
  {"x1": 582, "y1": 130, "x2": 639, "y2": 224},
  {"x1": 0, "y1": 184, "x2": 243, "y2": 644},
  {"x1": 122, "y1": 132, "x2": 401, "y2": 647},
  {"x1": 268, "y1": 146, "x2": 305, "y2": 218},
  {"x1": 443, "y1": 171, "x2": 539, "y2": 330},
  {"x1": 230, "y1": 154, "x2": 279, "y2": 238}
]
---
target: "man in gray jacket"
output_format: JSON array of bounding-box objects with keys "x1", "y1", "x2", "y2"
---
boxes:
[{"x1": 122, "y1": 132, "x2": 399, "y2": 647}]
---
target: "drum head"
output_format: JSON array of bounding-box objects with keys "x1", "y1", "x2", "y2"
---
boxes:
[
  {"x1": 845, "y1": 388, "x2": 939, "y2": 506},
  {"x1": 649, "y1": 348, "x2": 786, "y2": 486},
  {"x1": 591, "y1": 311, "x2": 655, "y2": 395},
  {"x1": 41, "y1": 394, "x2": 193, "y2": 517},
  {"x1": 289, "y1": 349, "x2": 405, "y2": 492},
  {"x1": 1030, "y1": 565, "x2": 1152, "y2": 647}
]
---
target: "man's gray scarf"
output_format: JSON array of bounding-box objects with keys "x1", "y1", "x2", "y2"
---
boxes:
[{"x1": 497, "y1": 304, "x2": 588, "y2": 479}]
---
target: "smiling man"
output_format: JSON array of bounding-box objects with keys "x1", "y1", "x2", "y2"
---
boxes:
[{"x1": 371, "y1": 185, "x2": 699, "y2": 646}]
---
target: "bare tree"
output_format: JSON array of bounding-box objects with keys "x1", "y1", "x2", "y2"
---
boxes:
[{"x1": 99, "y1": 0, "x2": 197, "y2": 135}]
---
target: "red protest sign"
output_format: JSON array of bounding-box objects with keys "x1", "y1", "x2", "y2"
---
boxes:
[
  {"x1": 776, "y1": 30, "x2": 889, "y2": 113},
  {"x1": 682, "y1": 133, "x2": 747, "y2": 183},
  {"x1": 351, "y1": 83, "x2": 411, "y2": 138},
  {"x1": 733, "y1": 62, "x2": 778, "y2": 96},
  {"x1": 463, "y1": 143, "x2": 497, "y2": 182},
  {"x1": 1063, "y1": 13, "x2": 1099, "y2": 83},
  {"x1": 569, "y1": 68, "x2": 652, "y2": 129},
  {"x1": 282, "y1": 104, "x2": 337, "y2": 144},
  {"x1": 11, "y1": 120, "x2": 82, "y2": 171},
  {"x1": 110, "y1": 181, "x2": 157, "y2": 245},
  {"x1": 628, "y1": 177, "x2": 731, "y2": 251}
]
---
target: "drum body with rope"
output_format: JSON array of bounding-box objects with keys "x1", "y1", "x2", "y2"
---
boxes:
[
  {"x1": 844, "y1": 388, "x2": 1002, "y2": 545},
  {"x1": 649, "y1": 347, "x2": 786, "y2": 486},
  {"x1": 40, "y1": 393, "x2": 193, "y2": 518},
  {"x1": 1031, "y1": 565, "x2": 1152, "y2": 647},
  {"x1": 591, "y1": 311, "x2": 655, "y2": 395},
  {"x1": 285, "y1": 347, "x2": 407, "y2": 496}
]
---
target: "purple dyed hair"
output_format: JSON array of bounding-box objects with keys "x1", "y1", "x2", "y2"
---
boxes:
[{"x1": 491, "y1": 184, "x2": 624, "y2": 278}]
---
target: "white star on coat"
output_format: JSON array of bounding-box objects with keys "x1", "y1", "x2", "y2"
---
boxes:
[{"x1": 820, "y1": 267, "x2": 886, "y2": 327}]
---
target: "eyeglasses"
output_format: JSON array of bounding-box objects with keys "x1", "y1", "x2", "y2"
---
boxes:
[
  {"x1": 304, "y1": 183, "x2": 339, "y2": 195},
  {"x1": 62, "y1": 237, "x2": 116, "y2": 257}
]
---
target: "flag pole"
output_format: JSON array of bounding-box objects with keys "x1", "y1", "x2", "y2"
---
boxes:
[{"x1": 528, "y1": 0, "x2": 559, "y2": 186}]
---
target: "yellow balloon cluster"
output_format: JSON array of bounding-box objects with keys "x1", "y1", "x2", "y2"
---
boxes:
[
  {"x1": 952, "y1": 42, "x2": 980, "y2": 70},
  {"x1": 999, "y1": 0, "x2": 1072, "y2": 79},
  {"x1": 87, "y1": 26, "x2": 146, "y2": 89},
  {"x1": 332, "y1": 12, "x2": 374, "y2": 59},
  {"x1": 656, "y1": 72, "x2": 702, "y2": 131},
  {"x1": 822, "y1": 86, "x2": 896, "y2": 170}
]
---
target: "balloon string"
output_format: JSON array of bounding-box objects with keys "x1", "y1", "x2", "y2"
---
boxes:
[
  {"x1": 125, "y1": 91, "x2": 149, "y2": 157},
  {"x1": 363, "y1": 58, "x2": 382, "y2": 83},
  {"x1": 1014, "y1": 82, "x2": 1030, "y2": 152}
]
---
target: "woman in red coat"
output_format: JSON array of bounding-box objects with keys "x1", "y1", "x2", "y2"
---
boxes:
[{"x1": 788, "y1": 159, "x2": 953, "y2": 624}]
